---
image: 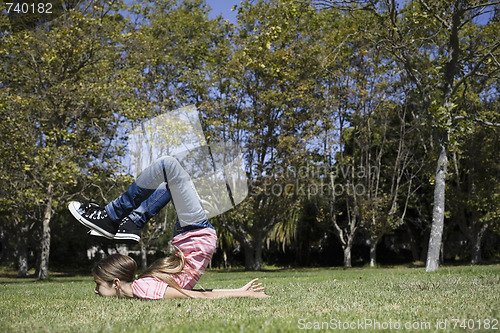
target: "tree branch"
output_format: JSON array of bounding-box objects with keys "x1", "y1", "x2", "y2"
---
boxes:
[
  {"x1": 458, "y1": 6, "x2": 496, "y2": 30},
  {"x1": 453, "y1": 116, "x2": 500, "y2": 127},
  {"x1": 452, "y1": 41, "x2": 500, "y2": 95},
  {"x1": 464, "y1": 1, "x2": 500, "y2": 12},
  {"x1": 310, "y1": 0, "x2": 378, "y2": 12},
  {"x1": 418, "y1": 0, "x2": 451, "y2": 29}
]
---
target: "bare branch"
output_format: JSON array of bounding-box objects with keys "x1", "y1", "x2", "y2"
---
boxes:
[
  {"x1": 310, "y1": 0, "x2": 378, "y2": 12},
  {"x1": 464, "y1": 1, "x2": 500, "y2": 12},
  {"x1": 458, "y1": 6, "x2": 496, "y2": 29},
  {"x1": 489, "y1": 52, "x2": 500, "y2": 67},
  {"x1": 321, "y1": 32, "x2": 360, "y2": 70},
  {"x1": 454, "y1": 116, "x2": 500, "y2": 127},
  {"x1": 453, "y1": 41, "x2": 500, "y2": 95}
]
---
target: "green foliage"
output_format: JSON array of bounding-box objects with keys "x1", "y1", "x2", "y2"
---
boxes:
[
  {"x1": 201, "y1": 0, "x2": 331, "y2": 269},
  {"x1": 0, "y1": 0, "x2": 143, "y2": 276},
  {"x1": 1, "y1": 0, "x2": 499, "y2": 271},
  {"x1": 127, "y1": 0, "x2": 224, "y2": 109}
]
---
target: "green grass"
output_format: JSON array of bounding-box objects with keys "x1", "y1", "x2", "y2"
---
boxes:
[{"x1": 1, "y1": 265, "x2": 499, "y2": 332}]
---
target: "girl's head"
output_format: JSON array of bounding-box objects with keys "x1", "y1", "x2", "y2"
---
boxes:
[
  {"x1": 92, "y1": 253, "x2": 137, "y2": 297},
  {"x1": 91, "y1": 248, "x2": 188, "y2": 298}
]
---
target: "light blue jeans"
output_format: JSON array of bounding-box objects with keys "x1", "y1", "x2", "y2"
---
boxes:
[{"x1": 105, "y1": 156, "x2": 213, "y2": 235}]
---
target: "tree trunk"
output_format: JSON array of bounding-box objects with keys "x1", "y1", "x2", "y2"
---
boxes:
[
  {"x1": 222, "y1": 250, "x2": 230, "y2": 269},
  {"x1": 332, "y1": 215, "x2": 357, "y2": 268},
  {"x1": 426, "y1": 141, "x2": 448, "y2": 272},
  {"x1": 426, "y1": 0, "x2": 464, "y2": 272},
  {"x1": 343, "y1": 229, "x2": 355, "y2": 268},
  {"x1": 17, "y1": 228, "x2": 29, "y2": 277},
  {"x1": 243, "y1": 235, "x2": 263, "y2": 271},
  {"x1": 17, "y1": 248, "x2": 29, "y2": 277},
  {"x1": 37, "y1": 184, "x2": 53, "y2": 280},
  {"x1": 369, "y1": 244, "x2": 376, "y2": 267},
  {"x1": 369, "y1": 236, "x2": 380, "y2": 267},
  {"x1": 140, "y1": 242, "x2": 148, "y2": 271},
  {"x1": 471, "y1": 223, "x2": 489, "y2": 265},
  {"x1": 243, "y1": 241, "x2": 255, "y2": 271},
  {"x1": 16, "y1": 221, "x2": 30, "y2": 277},
  {"x1": 343, "y1": 244, "x2": 352, "y2": 268}
]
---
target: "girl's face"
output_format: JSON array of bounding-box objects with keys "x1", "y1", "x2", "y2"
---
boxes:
[{"x1": 94, "y1": 277, "x2": 117, "y2": 297}]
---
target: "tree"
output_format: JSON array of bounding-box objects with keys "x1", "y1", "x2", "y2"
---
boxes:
[
  {"x1": 313, "y1": 0, "x2": 500, "y2": 271},
  {"x1": 450, "y1": 118, "x2": 500, "y2": 264},
  {"x1": 407, "y1": 0, "x2": 499, "y2": 271},
  {"x1": 204, "y1": 0, "x2": 323, "y2": 270},
  {"x1": 312, "y1": 5, "x2": 379, "y2": 268},
  {"x1": 127, "y1": 0, "x2": 225, "y2": 110},
  {"x1": 124, "y1": 0, "x2": 229, "y2": 264},
  {"x1": 0, "y1": 0, "x2": 140, "y2": 279},
  {"x1": 356, "y1": 102, "x2": 423, "y2": 267}
]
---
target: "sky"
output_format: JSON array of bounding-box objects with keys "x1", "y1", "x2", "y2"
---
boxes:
[
  {"x1": 122, "y1": 0, "x2": 492, "y2": 26},
  {"x1": 205, "y1": 0, "x2": 493, "y2": 25},
  {"x1": 205, "y1": 0, "x2": 240, "y2": 23}
]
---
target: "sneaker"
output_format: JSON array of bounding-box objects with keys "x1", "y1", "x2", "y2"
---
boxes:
[
  {"x1": 68, "y1": 202, "x2": 118, "y2": 239},
  {"x1": 87, "y1": 217, "x2": 142, "y2": 243},
  {"x1": 113, "y1": 217, "x2": 141, "y2": 243}
]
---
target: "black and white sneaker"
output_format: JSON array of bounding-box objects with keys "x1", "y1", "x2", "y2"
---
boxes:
[
  {"x1": 68, "y1": 202, "x2": 118, "y2": 239},
  {"x1": 87, "y1": 217, "x2": 142, "y2": 243},
  {"x1": 113, "y1": 217, "x2": 141, "y2": 243}
]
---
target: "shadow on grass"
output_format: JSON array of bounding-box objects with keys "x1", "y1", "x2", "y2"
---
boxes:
[
  {"x1": 2, "y1": 262, "x2": 498, "y2": 282},
  {"x1": 208, "y1": 261, "x2": 500, "y2": 275},
  {"x1": 0, "y1": 269, "x2": 92, "y2": 283}
]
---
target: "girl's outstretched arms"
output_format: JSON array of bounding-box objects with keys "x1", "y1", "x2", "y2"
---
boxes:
[
  {"x1": 163, "y1": 278, "x2": 270, "y2": 299},
  {"x1": 212, "y1": 278, "x2": 264, "y2": 292}
]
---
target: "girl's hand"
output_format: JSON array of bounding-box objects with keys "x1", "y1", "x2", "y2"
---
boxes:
[
  {"x1": 166, "y1": 278, "x2": 271, "y2": 299},
  {"x1": 240, "y1": 278, "x2": 270, "y2": 298},
  {"x1": 239, "y1": 278, "x2": 264, "y2": 292}
]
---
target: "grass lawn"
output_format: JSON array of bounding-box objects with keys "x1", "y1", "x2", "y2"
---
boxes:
[{"x1": 0, "y1": 265, "x2": 499, "y2": 332}]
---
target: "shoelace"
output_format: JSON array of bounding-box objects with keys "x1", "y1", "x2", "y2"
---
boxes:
[
  {"x1": 82, "y1": 203, "x2": 107, "y2": 220},
  {"x1": 89, "y1": 210, "x2": 106, "y2": 220},
  {"x1": 118, "y1": 218, "x2": 132, "y2": 229}
]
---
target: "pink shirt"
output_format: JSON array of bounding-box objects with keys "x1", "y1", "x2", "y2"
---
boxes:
[{"x1": 132, "y1": 228, "x2": 217, "y2": 300}]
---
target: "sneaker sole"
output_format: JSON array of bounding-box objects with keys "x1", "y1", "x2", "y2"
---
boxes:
[
  {"x1": 89, "y1": 230, "x2": 140, "y2": 243},
  {"x1": 113, "y1": 233, "x2": 141, "y2": 242},
  {"x1": 89, "y1": 230, "x2": 106, "y2": 237},
  {"x1": 68, "y1": 202, "x2": 115, "y2": 239}
]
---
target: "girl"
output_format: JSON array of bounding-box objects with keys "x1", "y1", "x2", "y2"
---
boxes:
[{"x1": 69, "y1": 156, "x2": 268, "y2": 299}]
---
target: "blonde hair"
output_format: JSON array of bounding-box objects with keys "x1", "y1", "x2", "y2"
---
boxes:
[
  {"x1": 138, "y1": 246, "x2": 193, "y2": 298},
  {"x1": 92, "y1": 247, "x2": 192, "y2": 298},
  {"x1": 92, "y1": 253, "x2": 137, "y2": 284}
]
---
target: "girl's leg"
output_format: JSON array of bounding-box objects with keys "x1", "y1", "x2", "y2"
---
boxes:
[
  {"x1": 111, "y1": 184, "x2": 171, "y2": 242},
  {"x1": 160, "y1": 156, "x2": 208, "y2": 227},
  {"x1": 105, "y1": 182, "x2": 156, "y2": 222},
  {"x1": 115, "y1": 178, "x2": 212, "y2": 241},
  {"x1": 87, "y1": 186, "x2": 170, "y2": 241},
  {"x1": 127, "y1": 183, "x2": 171, "y2": 228},
  {"x1": 105, "y1": 156, "x2": 171, "y2": 221},
  {"x1": 106, "y1": 156, "x2": 209, "y2": 227},
  {"x1": 70, "y1": 155, "x2": 212, "y2": 240}
]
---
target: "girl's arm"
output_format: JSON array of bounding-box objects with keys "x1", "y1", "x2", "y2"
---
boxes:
[{"x1": 163, "y1": 278, "x2": 270, "y2": 299}]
